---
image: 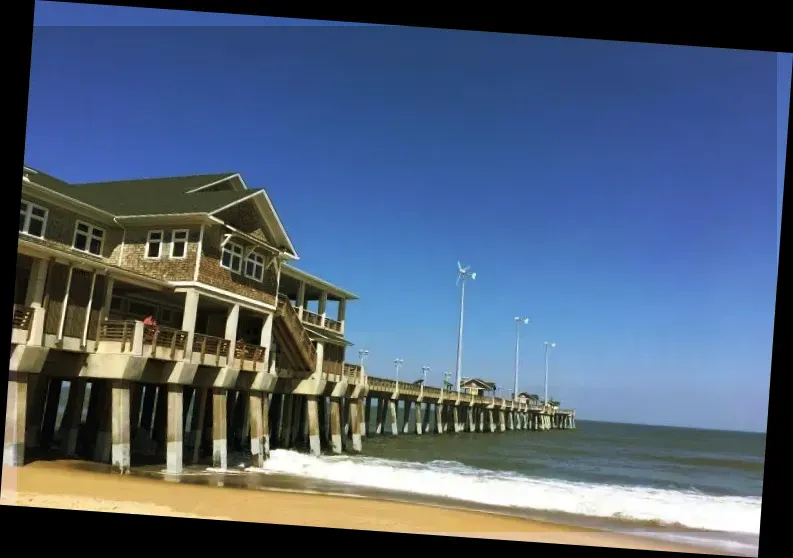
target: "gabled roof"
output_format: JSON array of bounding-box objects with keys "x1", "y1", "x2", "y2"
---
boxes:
[
  {"x1": 519, "y1": 392, "x2": 540, "y2": 400},
  {"x1": 23, "y1": 167, "x2": 299, "y2": 258},
  {"x1": 461, "y1": 378, "x2": 496, "y2": 390}
]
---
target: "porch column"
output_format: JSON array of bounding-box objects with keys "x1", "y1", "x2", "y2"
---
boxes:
[
  {"x1": 296, "y1": 281, "x2": 306, "y2": 319},
  {"x1": 166, "y1": 384, "x2": 183, "y2": 474},
  {"x1": 225, "y1": 303, "x2": 240, "y2": 367},
  {"x1": 24, "y1": 258, "x2": 50, "y2": 345},
  {"x1": 111, "y1": 380, "x2": 131, "y2": 474},
  {"x1": 307, "y1": 396, "x2": 321, "y2": 456},
  {"x1": 4, "y1": 371, "x2": 28, "y2": 467},
  {"x1": 260, "y1": 312, "x2": 274, "y2": 361},
  {"x1": 318, "y1": 291, "x2": 327, "y2": 327},
  {"x1": 57, "y1": 264, "x2": 75, "y2": 340},
  {"x1": 80, "y1": 270, "x2": 98, "y2": 347},
  {"x1": 314, "y1": 341, "x2": 325, "y2": 375},
  {"x1": 181, "y1": 289, "x2": 199, "y2": 357},
  {"x1": 338, "y1": 298, "x2": 346, "y2": 334}
]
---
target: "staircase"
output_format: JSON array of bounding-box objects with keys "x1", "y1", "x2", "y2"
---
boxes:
[{"x1": 274, "y1": 295, "x2": 317, "y2": 373}]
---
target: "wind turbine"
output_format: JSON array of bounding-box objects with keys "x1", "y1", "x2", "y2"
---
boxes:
[{"x1": 454, "y1": 261, "x2": 476, "y2": 392}]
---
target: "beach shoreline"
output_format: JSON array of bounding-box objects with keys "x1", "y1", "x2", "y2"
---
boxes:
[{"x1": 1, "y1": 461, "x2": 736, "y2": 555}]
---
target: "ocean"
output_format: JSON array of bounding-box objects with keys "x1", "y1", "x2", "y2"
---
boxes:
[{"x1": 55, "y1": 389, "x2": 764, "y2": 556}]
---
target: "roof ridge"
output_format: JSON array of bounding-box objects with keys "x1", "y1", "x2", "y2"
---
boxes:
[{"x1": 72, "y1": 172, "x2": 236, "y2": 187}]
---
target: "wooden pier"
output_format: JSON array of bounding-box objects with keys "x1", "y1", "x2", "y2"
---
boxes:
[{"x1": 7, "y1": 166, "x2": 576, "y2": 474}]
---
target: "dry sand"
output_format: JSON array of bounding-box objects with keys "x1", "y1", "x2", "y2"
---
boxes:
[{"x1": 1, "y1": 461, "x2": 730, "y2": 554}]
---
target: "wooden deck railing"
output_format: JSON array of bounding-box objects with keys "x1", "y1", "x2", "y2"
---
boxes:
[
  {"x1": 276, "y1": 295, "x2": 317, "y2": 371},
  {"x1": 12, "y1": 304, "x2": 33, "y2": 331},
  {"x1": 234, "y1": 340, "x2": 267, "y2": 369},
  {"x1": 302, "y1": 309, "x2": 323, "y2": 326},
  {"x1": 324, "y1": 317, "x2": 342, "y2": 332},
  {"x1": 99, "y1": 320, "x2": 137, "y2": 351},
  {"x1": 143, "y1": 325, "x2": 188, "y2": 360},
  {"x1": 193, "y1": 333, "x2": 231, "y2": 366},
  {"x1": 342, "y1": 363, "x2": 361, "y2": 382}
]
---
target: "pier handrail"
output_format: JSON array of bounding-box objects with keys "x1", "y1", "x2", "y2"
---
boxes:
[
  {"x1": 324, "y1": 316, "x2": 342, "y2": 332},
  {"x1": 302, "y1": 308, "x2": 323, "y2": 326},
  {"x1": 234, "y1": 340, "x2": 267, "y2": 368}
]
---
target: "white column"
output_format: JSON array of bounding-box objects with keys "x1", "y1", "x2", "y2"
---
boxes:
[
  {"x1": 296, "y1": 281, "x2": 306, "y2": 320},
  {"x1": 81, "y1": 270, "x2": 98, "y2": 347},
  {"x1": 225, "y1": 303, "x2": 240, "y2": 367},
  {"x1": 24, "y1": 258, "x2": 49, "y2": 307},
  {"x1": 181, "y1": 289, "x2": 199, "y2": 356},
  {"x1": 318, "y1": 291, "x2": 327, "y2": 327},
  {"x1": 57, "y1": 264, "x2": 75, "y2": 340},
  {"x1": 260, "y1": 312, "x2": 274, "y2": 368},
  {"x1": 315, "y1": 341, "x2": 325, "y2": 376},
  {"x1": 338, "y1": 298, "x2": 346, "y2": 334}
]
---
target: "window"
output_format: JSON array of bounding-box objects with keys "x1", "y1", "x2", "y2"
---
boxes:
[
  {"x1": 244, "y1": 251, "x2": 265, "y2": 281},
  {"x1": 73, "y1": 221, "x2": 105, "y2": 256},
  {"x1": 170, "y1": 229, "x2": 188, "y2": 259},
  {"x1": 145, "y1": 230, "x2": 164, "y2": 259},
  {"x1": 221, "y1": 241, "x2": 243, "y2": 273},
  {"x1": 19, "y1": 200, "x2": 48, "y2": 238}
]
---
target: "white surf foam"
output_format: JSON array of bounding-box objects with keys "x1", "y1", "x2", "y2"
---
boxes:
[{"x1": 241, "y1": 449, "x2": 762, "y2": 537}]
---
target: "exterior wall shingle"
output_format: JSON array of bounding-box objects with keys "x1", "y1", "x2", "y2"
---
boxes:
[
  {"x1": 214, "y1": 198, "x2": 275, "y2": 245},
  {"x1": 120, "y1": 225, "x2": 199, "y2": 282},
  {"x1": 197, "y1": 225, "x2": 278, "y2": 306}
]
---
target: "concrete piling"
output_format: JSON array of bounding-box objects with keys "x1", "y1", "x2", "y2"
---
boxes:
[
  {"x1": 166, "y1": 384, "x2": 183, "y2": 474},
  {"x1": 110, "y1": 380, "x2": 131, "y2": 474},
  {"x1": 350, "y1": 399, "x2": 362, "y2": 453},
  {"x1": 61, "y1": 378, "x2": 86, "y2": 457},
  {"x1": 330, "y1": 398, "x2": 342, "y2": 453},
  {"x1": 388, "y1": 400, "x2": 398, "y2": 436},
  {"x1": 4, "y1": 371, "x2": 28, "y2": 467},
  {"x1": 307, "y1": 395, "x2": 321, "y2": 456},
  {"x1": 212, "y1": 388, "x2": 227, "y2": 469},
  {"x1": 249, "y1": 391, "x2": 266, "y2": 466}
]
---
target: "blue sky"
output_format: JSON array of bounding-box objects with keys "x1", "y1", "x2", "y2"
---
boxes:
[{"x1": 27, "y1": 2, "x2": 788, "y2": 432}]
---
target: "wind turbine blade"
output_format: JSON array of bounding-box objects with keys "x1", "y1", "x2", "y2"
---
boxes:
[
  {"x1": 457, "y1": 260, "x2": 463, "y2": 272},
  {"x1": 470, "y1": 272, "x2": 476, "y2": 280}
]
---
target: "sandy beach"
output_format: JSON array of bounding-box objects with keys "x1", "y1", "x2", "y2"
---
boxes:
[{"x1": 0, "y1": 460, "x2": 732, "y2": 554}]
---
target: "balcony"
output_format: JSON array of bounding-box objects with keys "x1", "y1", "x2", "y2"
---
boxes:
[
  {"x1": 97, "y1": 320, "x2": 189, "y2": 361},
  {"x1": 302, "y1": 309, "x2": 323, "y2": 327},
  {"x1": 324, "y1": 317, "x2": 342, "y2": 333},
  {"x1": 11, "y1": 304, "x2": 34, "y2": 344}
]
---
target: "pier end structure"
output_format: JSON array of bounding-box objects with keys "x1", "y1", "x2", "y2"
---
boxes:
[{"x1": 9, "y1": 166, "x2": 360, "y2": 470}]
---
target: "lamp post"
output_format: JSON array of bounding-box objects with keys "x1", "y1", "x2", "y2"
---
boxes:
[
  {"x1": 422, "y1": 365, "x2": 430, "y2": 384},
  {"x1": 542, "y1": 341, "x2": 556, "y2": 406},
  {"x1": 394, "y1": 358, "x2": 404, "y2": 391},
  {"x1": 513, "y1": 317, "x2": 530, "y2": 400},
  {"x1": 454, "y1": 262, "x2": 476, "y2": 392},
  {"x1": 358, "y1": 348, "x2": 369, "y2": 369}
]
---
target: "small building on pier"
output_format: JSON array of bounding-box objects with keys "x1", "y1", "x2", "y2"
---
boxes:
[{"x1": 460, "y1": 378, "x2": 496, "y2": 396}]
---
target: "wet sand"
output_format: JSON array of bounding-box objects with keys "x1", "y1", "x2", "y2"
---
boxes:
[{"x1": 1, "y1": 461, "x2": 732, "y2": 554}]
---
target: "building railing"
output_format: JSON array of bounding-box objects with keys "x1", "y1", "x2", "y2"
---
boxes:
[
  {"x1": 192, "y1": 333, "x2": 231, "y2": 366},
  {"x1": 324, "y1": 317, "x2": 342, "y2": 332},
  {"x1": 234, "y1": 340, "x2": 267, "y2": 370},
  {"x1": 302, "y1": 309, "x2": 323, "y2": 326},
  {"x1": 143, "y1": 324, "x2": 188, "y2": 360},
  {"x1": 343, "y1": 363, "x2": 362, "y2": 382},
  {"x1": 12, "y1": 304, "x2": 34, "y2": 332},
  {"x1": 99, "y1": 319, "x2": 137, "y2": 351}
]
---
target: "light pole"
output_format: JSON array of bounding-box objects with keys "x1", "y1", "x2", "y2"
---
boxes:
[
  {"x1": 443, "y1": 371, "x2": 452, "y2": 391},
  {"x1": 394, "y1": 358, "x2": 404, "y2": 390},
  {"x1": 422, "y1": 365, "x2": 430, "y2": 384},
  {"x1": 542, "y1": 341, "x2": 556, "y2": 406},
  {"x1": 455, "y1": 262, "x2": 476, "y2": 392},
  {"x1": 358, "y1": 348, "x2": 369, "y2": 369},
  {"x1": 513, "y1": 317, "x2": 530, "y2": 400}
]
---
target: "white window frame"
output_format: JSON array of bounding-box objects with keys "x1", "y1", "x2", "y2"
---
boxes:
[
  {"x1": 220, "y1": 241, "x2": 243, "y2": 274},
  {"x1": 244, "y1": 251, "x2": 265, "y2": 282},
  {"x1": 72, "y1": 220, "x2": 106, "y2": 257},
  {"x1": 19, "y1": 199, "x2": 49, "y2": 238},
  {"x1": 144, "y1": 230, "x2": 164, "y2": 259},
  {"x1": 169, "y1": 229, "x2": 189, "y2": 259}
]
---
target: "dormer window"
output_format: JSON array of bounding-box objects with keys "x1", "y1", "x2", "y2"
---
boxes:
[
  {"x1": 245, "y1": 251, "x2": 265, "y2": 282},
  {"x1": 221, "y1": 241, "x2": 243, "y2": 273}
]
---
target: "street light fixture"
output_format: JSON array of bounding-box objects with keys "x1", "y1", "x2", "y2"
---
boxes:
[
  {"x1": 513, "y1": 316, "x2": 530, "y2": 400},
  {"x1": 394, "y1": 358, "x2": 404, "y2": 389},
  {"x1": 542, "y1": 341, "x2": 556, "y2": 406},
  {"x1": 422, "y1": 365, "x2": 430, "y2": 384},
  {"x1": 358, "y1": 348, "x2": 369, "y2": 368},
  {"x1": 454, "y1": 261, "x2": 476, "y2": 393}
]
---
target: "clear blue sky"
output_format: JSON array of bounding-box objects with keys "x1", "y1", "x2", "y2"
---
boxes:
[{"x1": 27, "y1": 2, "x2": 788, "y2": 432}]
